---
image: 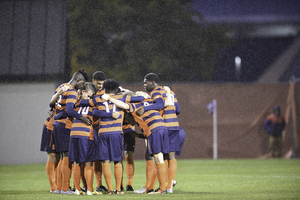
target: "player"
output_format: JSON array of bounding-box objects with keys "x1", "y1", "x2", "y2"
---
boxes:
[
  {"x1": 92, "y1": 79, "x2": 143, "y2": 195},
  {"x1": 51, "y1": 68, "x2": 90, "y2": 194},
  {"x1": 68, "y1": 82, "x2": 102, "y2": 195},
  {"x1": 103, "y1": 88, "x2": 173, "y2": 194},
  {"x1": 91, "y1": 71, "x2": 108, "y2": 192},
  {"x1": 41, "y1": 85, "x2": 69, "y2": 193},
  {"x1": 137, "y1": 73, "x2": 181, "y2": 193},
  {"x1": 120, "y1": 89, "x2": 139, "y2": 192}
]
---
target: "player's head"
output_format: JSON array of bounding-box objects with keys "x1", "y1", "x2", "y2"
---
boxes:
[
  {"x1": 103, "y1": 79, "x2": 120, "y2": 94},
  {"x1": 144, "y1": 73, "x2": 159, "y2": 92},
  {"x1": 72, "y1": 68, "x2": 89, "y2": 90},
  {"x1": 81, "y1": 82, "x2": 97, "y2": 100},
  {"x1": 273, "y1": 105, "x2": 281, "y2": 116},
  {"x1": 92, "y1": 71, "x2": 106, "y2": 91}
]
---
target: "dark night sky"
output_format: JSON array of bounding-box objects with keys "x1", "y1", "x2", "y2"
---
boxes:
[{"x1": 192, "y1": 0, "x2": 300, "y2": 23}]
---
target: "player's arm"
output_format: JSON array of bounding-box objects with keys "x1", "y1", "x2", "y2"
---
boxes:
[
  {"x1": 136, "y1": 96, "x2": 164, "y2": 116},
  {"x1": 49, "y1": 85, "x2": 69, "y2": 108},
  {"x1": 102, "y1": 94, "x2": 130, "y2": 110},
  {"x1": 66, "y1": 101, "x2": 91, "y2": 125},
  {"x1": 92, "y1": 108, "x2": 120, "y2": 119},
  {"x1": 53, "y1": 110, "x2": 68, "y2": 120}
]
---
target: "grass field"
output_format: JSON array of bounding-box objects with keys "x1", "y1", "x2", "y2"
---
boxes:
[{"x1": 0, "y1": 159, "x2": 299, "y2": 200}]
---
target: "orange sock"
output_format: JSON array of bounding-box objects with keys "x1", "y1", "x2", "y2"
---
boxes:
[
  {"x1": 46, "y1": 160, "x2": 57, "y2": 191},
  {"x1": 145, "y1": 160, "x2": 154, "y2": 189},
  {"x1": 114, "y1": 163, "x2": 123, "y2": 191},
  {"x1": 156, "y1": 163, "x2": 166, "y2": 191},
  {"x1": 84, "y1": 166, "x2": 94, "y2": 192},
  {"x1": 167, "y1": 159, "x2": 177, "y2": 189},
  {"x1": 72, "y1": 165, "x2": 81, "y2": 191},
  {"x1": 103, "y1": 163, "x2": 113, "y2": 192},
  {"x1": 126, "y1": 156, "x2": 134, "y2": 186},
  {"x1": 56, "y1": 159, "x2": 62, "y2": 191},
  {"x1": 80, "y1": 163, "x2": 86, "y2": 189},
  {"x1": 164, "y1": 159, "x2": 169, "y2": 186},
  {"x1": 62, "y1": 157, "x2": 72, "y2": 191},
  {"x1": 94, "y1": 160, "x2": 103, "y2": 187},
  {"x1": 149, "y1": 164, "x2": 158, "y2": 190}
]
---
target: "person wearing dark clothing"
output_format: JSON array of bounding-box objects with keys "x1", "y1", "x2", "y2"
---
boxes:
[{"x1": 264, "y1": 106, "x2": 286, "y2": 158}]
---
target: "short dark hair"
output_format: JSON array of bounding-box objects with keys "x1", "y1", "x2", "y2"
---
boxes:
[
  {"x1": 82, "y1": 82, "x2": 97, "y2": 95},
  {"x1": 103, "y1": 79, "x2": 120, "y2": 93},
  {"x1": 144, "y1": 73, "x2": 159, "y2": 82},
  {"x1": 93, "y1": 71, "x2": 106, "y2": 81},
  {"x1": 73, "y1": 68, "x2": 89, "y2": 81}
]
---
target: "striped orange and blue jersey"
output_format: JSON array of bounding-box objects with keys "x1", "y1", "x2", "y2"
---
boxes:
[
  {"x1": 46, "y1": 116, "x2": 55, "y2": 131},
  {"x1": 94, "y1": 94, "x2": 141, "y2": 135},
  {"x1": 70, "y1": 102, "x2": 94, "y2": 140},
  {"x1": 129, "y1": 99, "x2": 167, "y2": 138},
  {"x1": 148, "y1": 86, "x2": 180, "y2": 130},
  {"x1": 54, "y1": 83, "x2": 80, "y2": 129},
  {"x1": 53, "y1": 83, "x2": 74, "y2": 129}
]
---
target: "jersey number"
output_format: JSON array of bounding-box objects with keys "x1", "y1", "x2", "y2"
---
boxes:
[
  {"x1": 103, "y1": 101, "x2": 116, "y2": 113},
  {"x1": 56, "y1": 95, "x2": 62, "y2": 108},
  {"x1": 78, "y1": 107, "x2": 90, "y2": 115}
]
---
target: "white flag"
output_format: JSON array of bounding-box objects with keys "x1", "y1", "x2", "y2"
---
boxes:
[{"x1": 206, "y1": 100, "x2": 216, "y2": 114}]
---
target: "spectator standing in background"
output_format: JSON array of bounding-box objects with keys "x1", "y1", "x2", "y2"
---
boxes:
[{"x1": 264, "y1": 106, "x2": 286, "y2": 158}]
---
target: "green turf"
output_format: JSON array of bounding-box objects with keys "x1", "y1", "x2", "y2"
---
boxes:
[{"x1": 0, "y1": 159, "x2": 299, "y2": 199}]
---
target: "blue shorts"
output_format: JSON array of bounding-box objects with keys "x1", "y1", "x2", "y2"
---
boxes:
[
  {"x1": 123, "y1": 130, "x2": 135, "y2": 152},
  {"x1": 97, "y1": 133, "x2": 123, "y2": 162},
  {"x1": 147, "y1": 129, "x2": 169, "y2": 155},
  {"x1": 53, "y1": 121, "x2": 70, "y2": 152},
  {"x1": 168, "y1": 129, "x2": 180, "y2": 152},
  {"x1": 69, "y1": 137, "x2": 96, "y2": 163},
  {"x1": 40, "y1": 124, "x2": 57, "y2": 153},
  {"x1": 176, "y1": 127, "x2": 186, "y2": 156}
]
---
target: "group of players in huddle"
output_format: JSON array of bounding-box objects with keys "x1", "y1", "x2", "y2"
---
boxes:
[{"x1": 40, "y1": 69, "x2": 186, "y2": 195}]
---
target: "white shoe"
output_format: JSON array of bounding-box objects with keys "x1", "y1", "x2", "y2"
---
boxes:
[
  {"x1": 166, "y1": 188, "x2": 173, "y2": 193},
  {"x1": 61, "y1": 189, "x2": 75, "y2": 195},
  {"x1": 86, "y1": 190, "x2": 102, "y2": 195},
  {"x1": 51, "y1": 189, "x2": 61, "y2": 194},
  {"x1": 173, "y1": 180, "x2": 177, "y2": 187},
  {"x1": 133, "y1": 186, "x2": 147, "y2": 193},
  {"x1": 75, "y1": 189, "x2": 85, "y2": 195}
]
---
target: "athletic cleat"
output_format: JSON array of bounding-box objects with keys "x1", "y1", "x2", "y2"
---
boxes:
[
  {"x1": 173, "y1": 180, "x2": 177, "y2": 187},
  {"x1": 149, "y1": 189, "x2": 167, "y2": 194},
  {"x1": 81, "y1": 186, "x2": 87, "y2": 193},
  {"x1": 107, "y1": 191, "x2": 114, "y2": 195},
  {"x1": 133, "y1": 186, "x2": 147, "y2": 193},
  {"x1": 96, "y1": 185, "x2": 108, "y2": 192},
  {"x1": 75, "y1": 189, "x2": 85, "y2": 195},
  {"x1": 61, "y1": 189, "x2": 75, "y2": 195},
  {"x1": 120, "y1": 185, "x2": 124, "y2": 191},
  {"x1": 50, "y1": 189, "x2": 60, "y2": 194},
  {"x1": 126, "y1": 185, "x2": 134, "y2": 191},
  {"x1": 146, "y1": 189, "x2": 154, "y2": 194},
  {"x1": 114, "y1": 190, "x2": 124, "y2": 194},
  {"x1": 86, "y1": 190, "x2": 102, "y2": 195},
  {"x1": 166, "y1": 188, "x2": 173, "y2": 193}
]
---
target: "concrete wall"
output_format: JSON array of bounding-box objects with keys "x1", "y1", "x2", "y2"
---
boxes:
[
  {"x1": 0, "y1": 83, "x2": 56, "y2": 164},
  {"x1": 1, "y1": 82, "x2": 299, "y2": 165}
]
